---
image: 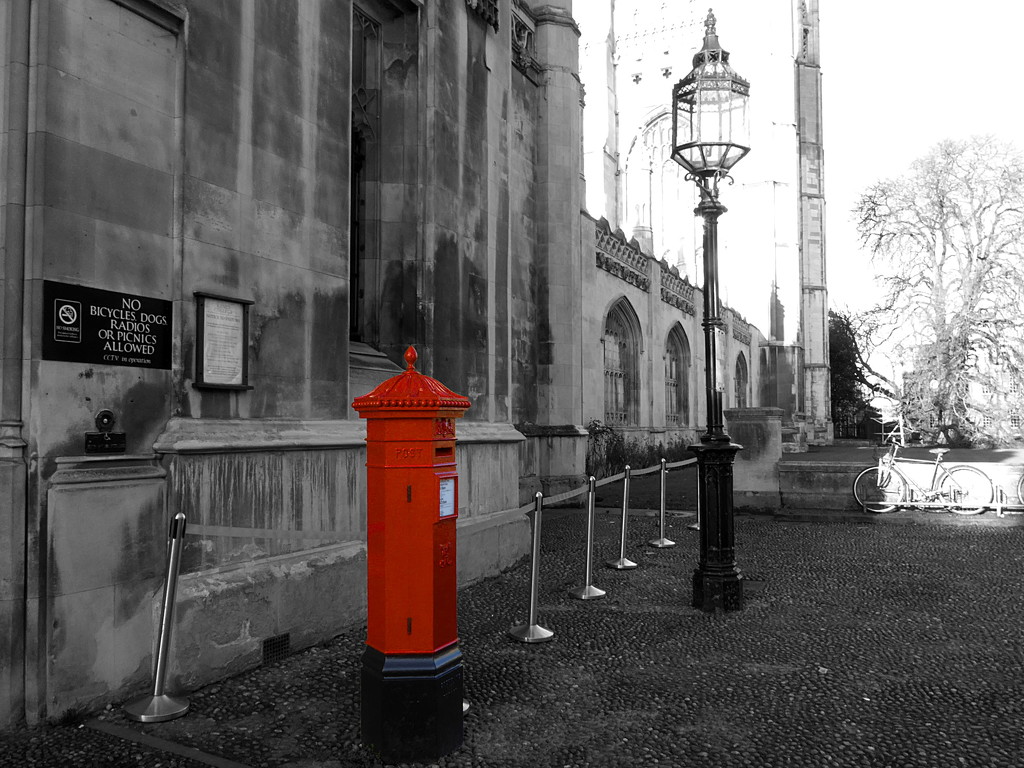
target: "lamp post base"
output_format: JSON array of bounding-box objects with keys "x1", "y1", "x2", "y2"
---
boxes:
[
  {"x1": 689, "y1": 439, "x2": 743, "y2": 612},
  {"x1": 693, "y1": 567, "x2": 743, "y2": 612}
]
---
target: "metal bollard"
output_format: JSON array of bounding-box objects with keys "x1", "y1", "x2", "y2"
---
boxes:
[
  {"x1": 124, "y1": 512, "x2": 190, "y2": 723},
  {"x1": 688, "y1": 488, "x2": 701, "y2": 531},
  {"x1": 607, "y1": 465, "x2": 638, "y2": 570},
  {"x1": 568, "y1": 477, "x2": 606, "y2": 600},
  {"x1": 509, "y1": 493, "x2": 554, "y2": 643},
  {"x1": 649, "y1": 458, "x2": 676, "y2": 548}
]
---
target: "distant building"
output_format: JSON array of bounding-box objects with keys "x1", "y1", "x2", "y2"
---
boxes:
[{"x1": 578, "y1": 0, "x2": 831, "y2": 443}]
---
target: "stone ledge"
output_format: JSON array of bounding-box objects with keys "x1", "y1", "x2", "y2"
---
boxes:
[
  {"x1": 514, "y1": 423, "x2": 588, "y2": 438},
  {"x1": 457, "y1": 422, "x2": 528, "y2": 444},
  {"x1": 154, "y1": 418, "x2": 366, "y2": 454},
  {"x1": 50, "y1": 454, "x2": 166, "y2": 484}
]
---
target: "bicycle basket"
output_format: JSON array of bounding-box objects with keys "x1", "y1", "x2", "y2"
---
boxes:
[{"x1": 872, "y1": 446, "x2": 892, "y2": 460}]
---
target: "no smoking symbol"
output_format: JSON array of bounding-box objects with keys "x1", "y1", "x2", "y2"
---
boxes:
[{"x1": 58, "y1": 303, "x2": 77, "y2": 325}]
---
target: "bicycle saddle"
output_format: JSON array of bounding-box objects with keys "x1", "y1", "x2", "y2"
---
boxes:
[{"x1": 928, "y1": 448, "x2": 950, "y2": 456}]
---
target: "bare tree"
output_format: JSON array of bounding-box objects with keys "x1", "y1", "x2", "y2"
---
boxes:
[{"x1": 856, "y1": 136, "x2": 1024, "y2": 445}]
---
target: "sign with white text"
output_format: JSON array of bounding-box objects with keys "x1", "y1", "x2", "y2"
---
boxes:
[{"x1": 42, "y1": 281, "x2": 172, "y2": 369}]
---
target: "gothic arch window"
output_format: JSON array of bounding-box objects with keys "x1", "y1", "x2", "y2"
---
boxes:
[
  {"x1": 350, "y1": 7, "x2": 383, "y2": 342},
  {"x1": 604, "y1": 300, "x2": 642, "y2": 426},
  {"x1": 734, "y1": 352, "x2": 749, "y2": 409},
  {"x1": 665, "y1": 326, "x2": 691, "y2": 426}
]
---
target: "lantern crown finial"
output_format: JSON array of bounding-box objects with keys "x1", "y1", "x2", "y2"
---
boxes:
[
  {"x1": 696, "y1": 8, "x2": 725, "y2": 63},
  {"x1": 704, "y1": 9, "x2": 716, "y2": 37},
  {"x1": 404, "y1": 346, "x2": 417, "y2": 370}
]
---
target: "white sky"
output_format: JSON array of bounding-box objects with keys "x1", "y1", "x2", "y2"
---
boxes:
[{"x1": 819, "y1": 1, "x2": 1024, "y2": 313}]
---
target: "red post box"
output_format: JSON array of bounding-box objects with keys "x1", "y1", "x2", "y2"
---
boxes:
[{"x1": 352, "y1": 346, "x2": 471, "y2": 762}]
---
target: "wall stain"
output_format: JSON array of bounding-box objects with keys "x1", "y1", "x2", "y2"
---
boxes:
[{"x1": 171, "y1": 449, "x2": 361, "y2": 572}]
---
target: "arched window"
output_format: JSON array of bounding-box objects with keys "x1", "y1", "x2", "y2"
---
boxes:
[
  {"x1": 350, "y1": 7, "x2": 382, "y2": 343},
  {"x1": 604, "y1": 301, "x2": 641, "y2": 425},
  {"x1": 665, "y1": 327, "x2": 691, "y2": 426},
  {"x1": 734, "y1": 352, "x2": 749, "y2": 408}
]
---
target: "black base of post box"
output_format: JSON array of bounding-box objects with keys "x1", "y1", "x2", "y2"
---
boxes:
[{"x1": 361, "y1": 642, "x2": 464, "y2": 762}]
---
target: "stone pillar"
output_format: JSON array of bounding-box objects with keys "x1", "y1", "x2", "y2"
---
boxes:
[
  {"x1": 795, "y1": 0, "x2": 832, "y2": 444},
  {"x1": 531, "y1": 4, "x2": 587, "y2": 491},
  {"x1": 578, "y1": 0, "x2": 619, "y2": 225},
  {"x1": 0, "y1": 0, "x2": 31, "y2": 728},
  {"x1": 724, "y1": 407, "x2": 782, "y2": 511}
]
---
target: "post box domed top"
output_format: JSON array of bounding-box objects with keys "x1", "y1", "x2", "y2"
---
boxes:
[{"x1": 352, "y1": 346, "x2": 471, "y2": 414}]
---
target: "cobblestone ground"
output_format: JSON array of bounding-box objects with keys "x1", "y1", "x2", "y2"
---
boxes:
[{"x1": 3, "y1": 504, "x2": 1024, "y2": 767}]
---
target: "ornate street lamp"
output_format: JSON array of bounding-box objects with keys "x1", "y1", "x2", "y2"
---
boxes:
[{"x1": 671, "y1": 8, "x2": 749, "y2": 612}]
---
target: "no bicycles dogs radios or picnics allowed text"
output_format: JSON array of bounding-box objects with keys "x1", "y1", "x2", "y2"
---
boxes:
[{"x1": 43, "y1": 280, "x2": 172, "y2": 369}]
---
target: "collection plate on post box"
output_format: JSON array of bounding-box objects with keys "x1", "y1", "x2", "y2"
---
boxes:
[{"x1": 438, "y1": 477, "x2": 456, "y2": 518}]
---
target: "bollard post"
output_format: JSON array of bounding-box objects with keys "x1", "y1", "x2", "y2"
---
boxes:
[
  {"x1": 124, "y1": 512, "x2": 190, "y2": 723},
  {"x1": 649, "y1": 458, "x2": 676, "y2": 548},
  {"x1": 509, "y1": 493, "x2": 555, "y2": 643},
  {"x1": 688, "y1": 490, "x2": 701, "y2": 531},
  {"x1": 607, "y1": 466, "x2": 638, "y2": 570},
  {"x1": 568, "y1": 477, "x2": 606, "y2": 600}
]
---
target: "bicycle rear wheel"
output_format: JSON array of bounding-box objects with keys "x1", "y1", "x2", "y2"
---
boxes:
[
  {"x1": 939, "y1": 466, "x2": 992, "y2": 515},
  {"x1": 1017, "y1": 473, "x2": 1024, "y2": 506},
  {"x1": 853, "y1": 466, "x2": 906, "y2": 513}
]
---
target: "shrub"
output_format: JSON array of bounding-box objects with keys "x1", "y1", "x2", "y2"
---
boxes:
[{"x1": 585, "y1": 420, "x2": 691, "y2": 479}]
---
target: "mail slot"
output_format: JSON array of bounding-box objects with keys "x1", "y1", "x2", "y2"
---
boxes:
[{"x1": 352, "y1": 346, "x2": 470, "y2": 762}]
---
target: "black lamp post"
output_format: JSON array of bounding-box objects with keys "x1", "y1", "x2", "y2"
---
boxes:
[{"x1": 671, "y1": 8, "x2": 749, "y2": 612}]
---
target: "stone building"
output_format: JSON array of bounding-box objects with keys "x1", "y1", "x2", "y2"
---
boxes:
[
  {"x1": 578, "y1": 0, "x2": 830, "y2": 445},
  {"x1": 0, "y1": 0, "x2": 826, "y2": 727}
]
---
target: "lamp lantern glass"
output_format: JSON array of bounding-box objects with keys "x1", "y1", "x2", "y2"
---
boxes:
[{"x1": 671, "y1": 10, "x2": 750, "y2": 180}]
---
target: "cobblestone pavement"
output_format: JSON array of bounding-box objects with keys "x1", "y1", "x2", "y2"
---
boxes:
[{"x1": 4, "y1": 502, "x2": 1024, "y2": 767}]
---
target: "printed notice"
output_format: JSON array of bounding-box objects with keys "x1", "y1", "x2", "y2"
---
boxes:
[
  {"x1": 439, "y1": 477, "x2": 456, "y2": 518},
  {"x1": 201, "y1": 298, "x2": 245, "y2": 386}
]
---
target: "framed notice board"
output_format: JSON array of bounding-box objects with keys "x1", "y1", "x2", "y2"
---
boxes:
[{"x1": 193, "y1": 292, "x2": 253, "y2": 390}]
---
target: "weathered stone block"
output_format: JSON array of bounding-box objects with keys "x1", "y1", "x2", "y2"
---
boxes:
[
  {"x1": 42, "y1": 134, "x2": 173, "y2": 236},
  {"x1": 725, "y1": 407, "x2": 782, "y2": 511},
  {"x1": 44, "y1": 72, "x2": 175, "y2": 173},
  {"x1": 253, "y1": 144, "x2": 307, "y2": 214},
  {"x1": 778, "y1": 462, "x2": 860, "y2": 513},
  {"x1": 184, "y1": 116, "x2": 239, "y2": 192},
  {"x1": 171, "y1": 542, "x2": 367, "y2": 690},
  {"x1": 184, "y1": 176, "x2": 242, "y2": 251},
  {"x1": 43, "y1": 456, "x2": 166, "y2": 718}
]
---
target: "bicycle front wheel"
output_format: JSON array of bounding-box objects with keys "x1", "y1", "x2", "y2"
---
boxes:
[
  {"x1": 853, "y1": 466, "x2": 906, "y2": 513},
  {"x1": 1017, "y1": 473, "x2": 1024, "y2": 506},
  {"x1": 939, "y1": 466, "x2": 993, "y2": 515}
]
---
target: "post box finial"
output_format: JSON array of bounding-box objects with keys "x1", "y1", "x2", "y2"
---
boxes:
[{"x1": 404, "y1": 346, "x2": 417, "y2": 370}]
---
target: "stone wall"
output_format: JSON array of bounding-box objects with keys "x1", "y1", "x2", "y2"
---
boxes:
[
  {"x1": 725, "y1": 407, "x2": 783, "y2": 511},
  {"x1": 1, "y1": 0, "x2": 562, "y2": 725},
  {"x1": 580, "y1": 215, "x2": 765, "y2": 454}
]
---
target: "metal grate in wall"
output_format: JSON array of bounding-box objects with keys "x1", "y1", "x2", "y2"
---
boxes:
[{"x1": 262, "y1": 633, "x2": 291, "y2": 665}]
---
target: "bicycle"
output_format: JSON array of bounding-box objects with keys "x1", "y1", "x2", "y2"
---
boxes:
[{"x1": 852, "y1": 442, "x2": 994, "y2": 515}]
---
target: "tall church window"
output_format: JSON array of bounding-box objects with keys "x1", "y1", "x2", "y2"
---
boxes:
[
  {"x1": 734, "y1": 352, "x2": 749, "y2": 408},
  {"x1": 665, "y1": 327, "x2": 690, "y2": 426},
  {"x1": 350, "y1": 8, "x2": 382, "y2": 342},
  {"x1": 604, "y1": 301, "x2": 641, "y2": 426}
]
